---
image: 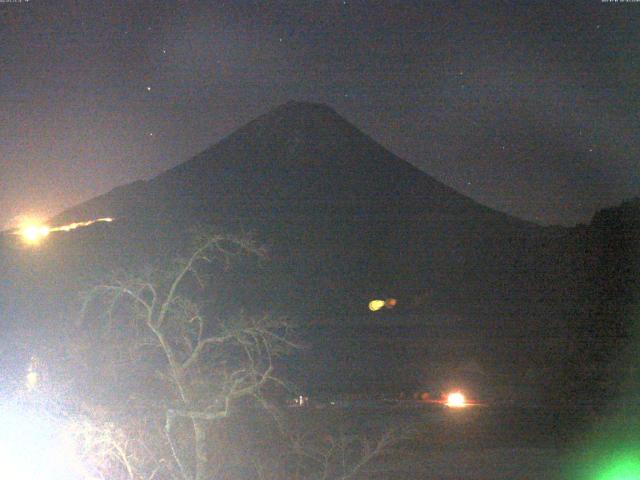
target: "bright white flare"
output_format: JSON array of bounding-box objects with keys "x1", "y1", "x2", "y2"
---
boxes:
[
  {"x1": 0, "y1": 405, "x2": 91, "y2": 479},
  {"x1": 22, "y1": 224, "x2": 50, "y2": 243},
  {"x1": 445, "y1": 391, "x2": 466, "y2": 408}
]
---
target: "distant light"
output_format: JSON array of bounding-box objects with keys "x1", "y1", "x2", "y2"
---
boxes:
[
  {"x1": 368, "y1": 298, "x2": 397, "y2": 312},
  {"x1": 445, "y1": 392, "x2": 466, "y2": 408},
  {"x1": 25, "y1": 357, "x2": 39, "y2": 391},
  {"x1": 20, "y1": 224, "x2": 50, "y2": 245},
  {"x1": 13, "y1": 217, "x2": 115, "y2": 245},
  {"x1": 368, "y1": 300, "x2": 385, "y2": 311},
  {"x1": 25, "y1": 371, "x2": 38, "y2": 391}
]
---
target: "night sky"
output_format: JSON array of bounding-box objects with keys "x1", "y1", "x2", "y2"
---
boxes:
[{"x1": 1, "y1": 0, "x2": 638, "y2": 228}]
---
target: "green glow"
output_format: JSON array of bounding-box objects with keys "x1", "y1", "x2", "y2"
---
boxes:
[
  {"x1": 569, "y1": 446, "x2": 640, "y2": 480},
  {"x1": 593, "y1": 452, "x2": 640, "y2": 480},
  {"x1": 564, "y1": 433, "x2": 640, "y2": 480}
]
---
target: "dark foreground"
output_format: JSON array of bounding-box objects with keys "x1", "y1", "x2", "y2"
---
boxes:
[{"x1": 285, "y1": 404, "x2": 583, "y2": 479}]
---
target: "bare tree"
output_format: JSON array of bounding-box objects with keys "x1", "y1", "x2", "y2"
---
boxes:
[
  {"x1": 64, "y1": 227, "x2": 405, "y2": 480},
  {"x1": 286, "y1": 429, "x2": 401, "y2": 480},
  {"x1": 77, "y1": 229, "x2": 297, "y2": 480}
]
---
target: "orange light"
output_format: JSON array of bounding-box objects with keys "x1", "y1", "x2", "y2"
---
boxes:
[{"x1": 445, "y1": 391, "x2": 466, "y2": 408}]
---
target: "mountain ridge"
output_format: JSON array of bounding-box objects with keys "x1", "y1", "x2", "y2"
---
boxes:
[{"x1": 52, "y1": 101, "x2": 535, "y2": 231}]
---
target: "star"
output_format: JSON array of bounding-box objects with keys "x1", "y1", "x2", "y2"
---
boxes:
[{"x1": 146, "y1": 86, "x2": 152, "y2": 92}]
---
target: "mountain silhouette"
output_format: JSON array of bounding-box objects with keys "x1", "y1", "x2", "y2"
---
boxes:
[
  {"x1": 4, "y1": 101, "x2": 634, "y2": 395},
  {"x1": 49, "y1": 102, "x2": 556, "y2": 322}
]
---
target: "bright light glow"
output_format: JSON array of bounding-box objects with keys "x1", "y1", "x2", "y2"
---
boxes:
[
  {"x1": 21, "y1": 224, "x2": 50, "y2": 244},
  {"x1": 26, "y1": 356, "x2": 39, "y2": 390},
  {"x1": 445, "y1": 391, "x2": 466, "y2": 408},
  {"x1": 14, "y1": 217, "x2": 114, "y2": 245},
  {"x1": 54, "y1": 217, "x2": 113, "y2": 232},
  {"x1": 595, "y1": 454, "x2": 640, "y2": 480},
  {"x1": 26, "y1": 371, "x2": 38, "y2": 390},
  {"x1": 0, "y1": 404, "x2": 92, "y2": 479},
  {"x1": 368, "y1": 298, "x2": 397, "y2": 312},
  {"x1": 368, "y1": 299, "x2": 385, "y2": 311}
]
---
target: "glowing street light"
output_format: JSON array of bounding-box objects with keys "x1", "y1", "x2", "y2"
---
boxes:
[{"x1": 445, "y1": 391, "x2": 466, "y2": 408}]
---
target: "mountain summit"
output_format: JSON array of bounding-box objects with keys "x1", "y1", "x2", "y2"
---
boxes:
[{"x1": 54, "y1": 101, "x2": 522, "y2": 227}]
